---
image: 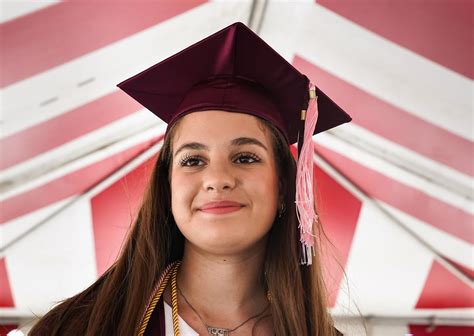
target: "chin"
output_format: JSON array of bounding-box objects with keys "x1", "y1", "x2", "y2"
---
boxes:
[
  {"x1": 183, "y1": 222, "x2": 270, "y2": 255},
  {"x1": 190, "y1": 238, "x2": 267, "y2": 257}
]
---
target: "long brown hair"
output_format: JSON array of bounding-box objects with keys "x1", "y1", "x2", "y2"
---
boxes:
[{"x1": 30, "y1": 118, "x2": 336, "y2": 336}]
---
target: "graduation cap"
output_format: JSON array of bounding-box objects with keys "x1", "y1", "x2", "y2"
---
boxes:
[{"x1": 117, "y1": 22, "x2": 352, "y2": 265}]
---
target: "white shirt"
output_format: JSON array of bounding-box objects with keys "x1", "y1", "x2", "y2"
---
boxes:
[{"x1": 164, "y1": 301, "x2": 199, "y2": 336}]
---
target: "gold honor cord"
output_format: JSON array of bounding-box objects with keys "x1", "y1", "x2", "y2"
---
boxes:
[
  {"x1": 137, "y1": 262, "x2": 181, "y2": 336},
  {"x1": 170, "y1": 262, "x2": 181, "y2": 335}
]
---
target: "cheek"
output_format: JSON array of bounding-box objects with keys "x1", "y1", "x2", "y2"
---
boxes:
[
  {"x1": 170, "y1": 172, "x2": 196, "y2": 219},
  {"x1": 249, "y1": 170, "x2": 279, "y2": 216}
]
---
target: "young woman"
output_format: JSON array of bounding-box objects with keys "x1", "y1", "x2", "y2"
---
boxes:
[{"x1": 30, "y1": 22, "x2": 351, "y2": 336}]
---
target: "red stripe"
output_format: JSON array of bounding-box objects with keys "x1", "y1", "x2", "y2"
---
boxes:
[
  {"x1": 0, "y1": 136, "x2": 162, "y2": 224},
  {"x1": 316, "y1": 144, "x2": 474, "y2": 245},
  {"x1": 295, "y1": 56, "x2": 474, "y2": 177},
  {"x1": 314, "y1": 157, "x2": 361, "y2": 307},
  {"x1": 291, "y1": 147, "x2": 361, "y2": 307},
  {"x1": 91, "y1": 156, "x2": 156, "y2": 276},
  {"x1": 415, "y1": 260, "x2": 474, "y2": 308},
  {"x1": 409, "y1": 325, "x2": 474, "y2": 336},
  {"x1": 0, "y1": 324, "x2": 19, "y2": 335},
  {"x1": 444, "y1": 257, "x2": 474, "y2": 282},
  {"x1": 0, "y1": 0, "x2": 207, "y2": 88},
  {"x1": 0, "y1": 91, "x2": 142, "y2": 170},
  {"x1": 0, "y1": 258, "x2": 14, "y2": 307},
  {"x1": 317, "y1": 0, "x2": 473, "y2": 79}
]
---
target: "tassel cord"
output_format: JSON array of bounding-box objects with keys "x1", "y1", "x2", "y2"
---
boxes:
[{"x1": 295, "y1": 84, "x2": 319, "y2": 264}]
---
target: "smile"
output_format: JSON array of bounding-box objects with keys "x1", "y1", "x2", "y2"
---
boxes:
[{"x1": 201, "y1": 205, "x2": 243, "y2": 215}]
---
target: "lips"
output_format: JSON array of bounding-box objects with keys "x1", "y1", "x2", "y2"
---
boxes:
[{"x1": 199, "y1": 201, "x2": 244, "y2": 211}]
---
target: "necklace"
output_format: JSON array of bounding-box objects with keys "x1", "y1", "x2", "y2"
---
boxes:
[
  {"x1": 171, "y1": 263, "x2": 270, "y2": 336},
  {"x1": 137, "y1": 262, "x2": 271, "y2": 336},
  {"x1": 178, "y1": 284, "x2": 270, "y2": 336}
]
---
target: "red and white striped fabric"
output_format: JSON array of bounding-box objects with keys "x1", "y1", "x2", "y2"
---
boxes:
[{"x1": 1, "y1": 1, "x2": 472, "y2": 335}]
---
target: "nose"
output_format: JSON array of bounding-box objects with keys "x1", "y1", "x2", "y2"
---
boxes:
[{"x1": 203, "y1": 163, "x2": 236, "y2": 192}]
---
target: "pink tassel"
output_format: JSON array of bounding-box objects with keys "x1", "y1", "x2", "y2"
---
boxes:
[{"x1": 295, "y1": 84, "x2": 319, "y2": 266}]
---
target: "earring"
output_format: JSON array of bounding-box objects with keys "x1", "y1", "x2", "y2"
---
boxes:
[
  {"x1": 266, "y1": 290, "x2": 272, "y2": 301},
  {"x1": 278, "y1": 203, "x2": 286, "y2": 218}
]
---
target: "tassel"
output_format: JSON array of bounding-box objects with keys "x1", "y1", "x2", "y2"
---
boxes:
[{"x1": 295, "y1": 83, "x2": 319, "y2": 266}]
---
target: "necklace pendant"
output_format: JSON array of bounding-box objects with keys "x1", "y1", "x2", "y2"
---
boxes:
[{"x1": 207, "y1": 327, "x2": 230, "y2": 336}]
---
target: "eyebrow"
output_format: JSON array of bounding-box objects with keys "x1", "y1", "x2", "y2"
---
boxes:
[{"x1": 174, "y1": 137, "x2": 268, "y2": 157}]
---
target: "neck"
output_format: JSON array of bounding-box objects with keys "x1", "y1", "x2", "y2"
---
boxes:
[{"x1": 177, "y1": 240, "x2": 268, "y2": 317}]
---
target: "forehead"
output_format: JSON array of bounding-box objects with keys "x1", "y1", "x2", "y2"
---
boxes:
[{"x1": 172, "y1": 110, "x2": 269, "y2": 146}]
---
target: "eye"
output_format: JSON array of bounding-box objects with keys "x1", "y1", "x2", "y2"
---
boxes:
[
  {"x1": 179, "y1": 154, "x2": 205, "y2": 167},
  {"x1": 233, "y1": 152, "x2": 261, "y2": 164}
]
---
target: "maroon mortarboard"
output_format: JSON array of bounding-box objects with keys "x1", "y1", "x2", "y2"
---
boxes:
[
  {"x1": 117, "y1": 22, "x2": 350, "y2": 144},
  {"x1": 117, "y1": 22, "x2": 352, "y2": 265}
]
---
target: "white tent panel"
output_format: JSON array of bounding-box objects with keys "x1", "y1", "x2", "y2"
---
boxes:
[
  {"x1": 382, "y1": 203, "x2": 473, "y2": 271},
  {"x1": 6, "y1": 198, "x2": 96, "y2": 316},
  {"x1": 1, "y1": 198, "x2": 71, "y2": 252},
  {"x1": 334, "y1": 201, "x2": 433, "y2": 316}
]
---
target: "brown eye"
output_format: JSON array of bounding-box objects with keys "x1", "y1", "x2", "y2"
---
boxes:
[
  {"x1": 179, "y1": 155, "x2": 204, "y2": 167},
  {"x1": 233, "y1": 152, "x2": 261, "y2": 164}
]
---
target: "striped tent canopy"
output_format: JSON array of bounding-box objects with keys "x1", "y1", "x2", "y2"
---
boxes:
[{"x1": 1, "y1": 1, "x2": 472, "y2": 335}]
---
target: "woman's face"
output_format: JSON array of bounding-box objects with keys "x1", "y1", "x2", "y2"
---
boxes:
[{"x1": 170, "y1": 110, "x2": 279, "y2": 256}]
